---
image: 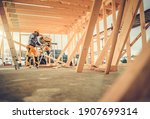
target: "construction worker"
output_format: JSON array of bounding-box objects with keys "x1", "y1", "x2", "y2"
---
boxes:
[{"x1": 26, "y1": 30, "x2": 40, "y2": 68}]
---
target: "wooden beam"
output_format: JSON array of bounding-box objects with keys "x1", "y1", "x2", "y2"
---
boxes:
[
  {"x1": 140, "y1": 0, "x2": 147, "y2": 49},
  {"x1": 76, "y1": 0, "x2": 102, "y2": 73},
  {"x1": 0, "y1": 1, "x2": 19, "y2": 69},
  {"x1": 0, "y1": 40, "x2": 2, "y2": 57},
  {"x1": 105, "y1": 0, "x2": 126, "y2": 74},
  {"x1": 112, "y1": 0, "x2": 116, "y2": 27},
  {"x1": 90, "y1": 38, "x2": 94, "y2": 65},
  {"x1": 8, "y1": 11, "x2": 80, "y2": 19},
  {"x1": 131, "y1": 23, "x2": 150, "y2": 47},
  {"x1": 14, "y1": 40, "x2": 26, "y2": 48},
  {"x1": 96, "y1": 19, "x2": 100, "y2": 54},
  {"x1": 66, "y1": 32, "x2": 85, "y2": 67},
  {"x1": 55, "y1": 32, "x2": 76, "y2": 63},
  {"x1": 103, "y1": 3, "x2": 108, "y2": 45},
  {"x1": 1, "y1": 38, "x2": 4, "y2": 63},
  {"x1": 19, "y1": 32, "x2": 21, "y2": 62},
  {"x1": 95, "y1": 34, "x2": 112, "y2": 67},
  {"x1": 61, "y1": 34, "x2": 63, "y2": 50},
  {"x1": 100, "y1": 41, "x2": 150, "y2": 101},
  {"x1": 112, "y1": 0, "x2": 142, "y2": 66},
  {"x1": 6, "y1": 7, "x2": 85, "y2": 16},
  {"x1": 121, "y1": 22, "x2": 150, "y2": 57},
  {"x1": 4, "y1": 0, "x2": 90, "y2": 11},
  {"x1": 67, "y1": 33, "x2": 71, "y2": 57},
  {"x1": 0, "y1": 33, "x2": 4, "y2": 62},
  {"x1": 126, "y1": 36, "x2": 131, "y2": 62}
]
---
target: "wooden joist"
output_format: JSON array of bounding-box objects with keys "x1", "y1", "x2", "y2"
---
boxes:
[
  {"x1": 0, "y1": 1, "x2": 19, "y2": 69},
  {"x1": 76, "y1": 0, "x2": 102, "y2": 73},
  {"x1": 4, "y1": 0, "x2": 91, "y2": 11}
]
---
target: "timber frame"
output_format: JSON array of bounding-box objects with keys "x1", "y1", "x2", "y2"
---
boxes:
[{"x1": 0, "y1": 0, "x2": 149, "y2": 74}]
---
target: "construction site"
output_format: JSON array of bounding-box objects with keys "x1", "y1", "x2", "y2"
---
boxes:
[{"x1": 0, "y1": 0, "x2": 150, "y2": 102}]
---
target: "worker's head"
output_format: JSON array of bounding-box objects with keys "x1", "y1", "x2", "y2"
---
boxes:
[{"x1": 34, "y1": 30, "x2": 39, "y2": 36}]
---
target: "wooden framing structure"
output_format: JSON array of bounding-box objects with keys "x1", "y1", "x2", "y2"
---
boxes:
[
  {"x1": 76, "y1": 0, "x2": 102, "y2": 72},
  {"x1": 0, "y1": 0, "x2": 149, "y2": 74},
  {"x1": 100, "y1": 41, "x2": 150, "y2": 101},
  {"x1": 0, "y1": 1, "x2": 19, "y2": 69},
  {"x1": 0, "y1": 0, "x2": 149, "y2": 102}
]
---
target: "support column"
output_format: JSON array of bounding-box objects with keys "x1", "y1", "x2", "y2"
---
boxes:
[
  {"x1": 101, "y1": 42, "x2": 150, "y2": 102},
  {"x1": 61, "y1": 34, "x2": 63, "y2": 50},
  {"x1": 1, "y1": 33, "x2": 4, "y2": 63},
  {"x1": 112, "y1": 0, "x2": 116, "y2": 27},
  {"x1": 76, "y1": 0, "x2": 102, "y2": 72},
  {"x1": 103, "y1": 3, "x2": 108, "y2": 45},
  {"x1": 105, "y1": 0, "x2": 126, "y2": 74},
  {"x1": 96, "y1": 19, "x2": 100, "y2": 55},
  {"x1": 0, "y1": 1, "x2": 19, "y2": 69},
  {"x1": 126, "y1": 36, "x2": 131, "y2": 63},
  {"x1": 0, "y1": 33, "x2": 4, "y2": 63},
  {"x1": 19, "y1": 32, "x2": 22, "y2": 63},
  {"x1": 140, "y1": 0, "x2": 147, "y2": 49},
  {"x1": 90, "y1": 38, "x2": 94, "y2": 65},
  {"x1": 60, "y1": 34, "x2": 63, "y2": 61},
  {"x1": 112, "y1": 0, "x2": 142, "y2": 66},
  {"x1": 67, "y1": 33, "x2": 71, "y2": 57}
]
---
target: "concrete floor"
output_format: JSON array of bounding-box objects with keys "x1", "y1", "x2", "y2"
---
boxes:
[{"x1": 0, "y1": 66, "x2": 125, "y2": 102}]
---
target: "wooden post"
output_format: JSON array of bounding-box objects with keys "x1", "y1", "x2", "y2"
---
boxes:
[
  {"x1": 77, "y1": 33, "x2": 80, "y2": 53},
  {"x1": 0, "y1": 1, "x2": 19, "y2": 69},
  {"x1": 19, "y1": 33, "x2": 22, "y2": 63},
  {"x1": 61, "y1": 34, "x2": 63, "y2": 50},
  {"x1": 105, "y1": 0, "x2": 126, "y2": 74},
  {"x1": 95, "y1": 35, "x2": 112, "y2": 67},
  {"x1": 67, "y1": 33, "x2": 71, "y2": 57},
  {"x1": 112, "y1": 0, "x2": 116, "y2": 27},
  {"x1": 126, "y1": 36, "x2": 131, "y2": 62},
  {"x1": 103, "y1": 3, "x2": 108, "y2": 45},
  {"x1": 0, "y1": 40, "x2": 1, "y2": 58},
  {"x1": 55, "y1": 32, "x2": 76, "y2": 63},
  {"x1": 140, "y1": 0, "x2": 147, "y2": 49},
  {"x1": 90, "y1": 38, "x2": 94, "y2": 65},
  {"x1": 66, "y1": 32, "x2": 85, "y2": 67},
  {"x1": 76, "y1": 0, "x2": 102, "y2": 72},
  {"x1": 112, "y1": 0, "x2": 142, "y2": 66},
  {"x1": 1, "y1": 33, "x2": 4, "y2": 63},
  {"x1": 103, "y1": 3, "x2": 109, "y2": 64},
  {"x1": 60, "y1": 34, "x2": 63, "y2": 61},
  {"x1": 121, "y1": 22, "x2": 150, "y2": 57},
  {"x1": 14, "y1": 40, "x2": 26, "y2": 48},
  {"x1": 131, "y1": 23, "x2": 150, "y2": 47},
  {"x1": 100, "y1": 41, "x2": 150, "y2": 102},
  {"x1": 0, "y1": 33, "x2": 4, "y2": 63},
  {"x1": 96, "y1": 19, "x2": 100, "y2": 55}
]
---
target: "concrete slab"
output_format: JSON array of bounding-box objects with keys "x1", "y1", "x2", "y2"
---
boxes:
[{"x1": 0, "y1": 66, "x2": 126, "y2": 102}]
